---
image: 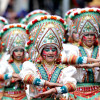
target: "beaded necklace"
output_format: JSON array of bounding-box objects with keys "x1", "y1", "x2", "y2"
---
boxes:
[{"x1": 43, "y1": 63, "x2": 56, "y2": 81}]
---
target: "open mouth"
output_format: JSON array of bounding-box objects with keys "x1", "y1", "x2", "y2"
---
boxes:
[
  {"x1": 47, "y1": 55, "x2": 54, "y2": 58},
  {"x1": 76, "y1": 37, "x2": 79, "y2": 39},
  {"x1": 88, "y1": 40, "x2": 92, "y2": 43},
  {"x1": 16, "y1": 56, "x2": 21, "y2": 59}
]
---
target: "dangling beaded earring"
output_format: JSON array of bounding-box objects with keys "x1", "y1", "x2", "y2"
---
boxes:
[
  {"x1": 22, "y1": 58, "x2": 27, "y2": 63},
  {"x1": 8, "y1": 56, "x2": 14, "y2": 63},
  {"x1": 35, "y1": 55, "x2": 43, "y2": 64},
  {"x1": 55, "y1": 53, "x2": 62, "y2": 64},
  {"x1": 0, "y1": 42, "x2": 5, "y2": 52},
  {"x1": 94, "y1": 39, "x2": 99, "y2": 46},
  {"x1": 79, "y1": 39, "x2": 83, "y2": 46}
]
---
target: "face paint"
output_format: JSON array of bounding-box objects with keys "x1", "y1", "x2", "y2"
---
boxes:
[
  {"x1": 83, "y1": 36, "x2": 87, "y2": 41},
  {"x1": 13, "y1": 49, "x2": 24, "y2": 60},
  {"x1": 42, "y1": 50, "x2": 47, "y2": 59},
  {"x1": 82, "y1": 33, "x2": 96, "y2": 47},
  {"x1": 42, "y1": 46, "x2": 57, "y2": 60},
  {"x1": 13, "y1": 51, "x2": 24, "y2": 57},
  {"x1": 93, "y1": 35, "x2": 95, "y2": 40},
  {"x1": 14, "y1": 49, "x2": 24, "y2": 52},
  {"x1": 83, "y1": 33, "x2": 96, "y2": 41},
  {"x1": 84, "y1": 33, "x2": 95, "y2": 37},
  {"x1": 43, "y1": 47, "x2": 57, "y2": 54}
]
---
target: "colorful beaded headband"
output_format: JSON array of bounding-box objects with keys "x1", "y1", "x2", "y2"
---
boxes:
[
  {"x1": 69, "y1": 8, "x2": 100, "y2": 19},
  {"x1": 21, "y1": 9, "x2": 50, "y2": 24},
  {"x1": 0, "y1": 24, "x2": 26, "y2": 38},
  {"x1": 64, "y1": 8, "x2": 80, "y2": 20},
  {"x1": 26, "y1": 15, "x2": 66, "y2": 32},
  {"x1": 0, "y1": 16, "x2": 8, "y2": 26}
]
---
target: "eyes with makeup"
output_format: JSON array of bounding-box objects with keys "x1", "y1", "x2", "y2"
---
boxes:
[
  {"x1": 84, "y1": 33, "x2": 95, "y2": 37},
  {"x1": 14, "y1": 49, "x2": 24, "y2": 52},
  {"x1": 43, "y1": 47, "x2": 57, "y2": 52},
  {"x1": 73, "y1": 31, "x2": 77, "y2": 34}
]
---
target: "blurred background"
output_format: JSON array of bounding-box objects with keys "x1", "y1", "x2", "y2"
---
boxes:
[{"x1": 0, "y1": 0, "x2": 100, "y2": 23}]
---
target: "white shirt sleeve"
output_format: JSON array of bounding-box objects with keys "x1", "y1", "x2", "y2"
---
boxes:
[
  {"x1": 19, "y1": 61, "x2": 38, "y2": 80},
  {"x1": 0, "y1": 61, "x2": 8, "y2": 74},
  {"x1": 61, "y1": 43, "x2": 79, "y2": 62},
  {"x1": 59, "y1": 65, "x2": 77, "y2": 85}
]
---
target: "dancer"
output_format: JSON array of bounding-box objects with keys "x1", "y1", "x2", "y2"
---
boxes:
[
  {"x1": 0, "y1": 24, "x2": 29, "y2": 100},
  {"x1": 19, "y1": 15, "x2": 77, "y2": 100},
  {"x1": 62, "y1": 8, "x2": 100, "y2": 99}
]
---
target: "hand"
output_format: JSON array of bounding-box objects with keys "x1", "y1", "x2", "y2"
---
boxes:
[
  {"x1": 76, "y1": 64, "x2": 94, "y2": 68},
  {"x1": 87, "y1": 58, "x2": 100, "y2": 63},
  {"x1": 45, "y1": 81, "x2": 63, "y2": 88},
  {"x1": 12, "y1": 73, "x2": 22, "y2": 82},
  {"x1": 93, "y1": 59, "x2": 100, "y2": 62},
  {"x1": 80, "y1": 64, "x2": 94, "y2": 68},
  {"x1": 34, "y1": 88, "x2": 57, "y2": 100}
]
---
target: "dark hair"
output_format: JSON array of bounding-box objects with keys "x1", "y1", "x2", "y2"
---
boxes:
[{"x1": 63, "y1": 30, "x2": 69, "y2": 43}]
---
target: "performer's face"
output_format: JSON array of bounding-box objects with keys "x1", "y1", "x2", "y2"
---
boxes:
[
  {"x1": 82, "y1": 33, "x2": 96, "y2": 47},
  {"x1": 13, "y1": 48, "x2": 24, "y2": 61},
  {"x1": 42, "y1": 46, "x2": 57, "y2": 63},
  {"x1": 72, "y1": 32, "x2": 79, "y2": 42}
]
